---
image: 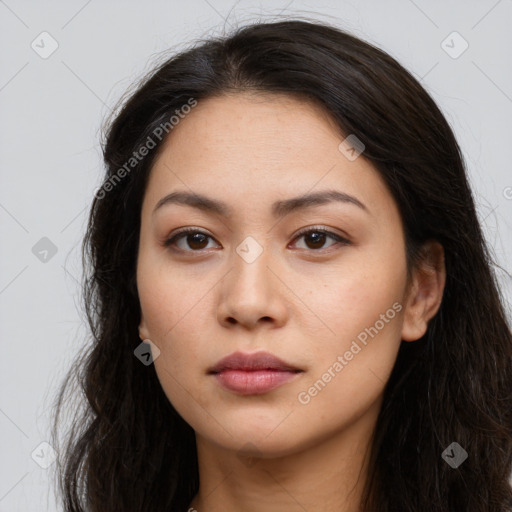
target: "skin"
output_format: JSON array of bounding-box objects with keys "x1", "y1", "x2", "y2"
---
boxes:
[{"x1": 137, "y1": 92, "x2": 446, "y2": 512}]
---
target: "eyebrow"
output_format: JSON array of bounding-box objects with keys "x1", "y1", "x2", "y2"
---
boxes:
[{"x1": 153, "y1": 189, "x2": 369, "y2": 217}]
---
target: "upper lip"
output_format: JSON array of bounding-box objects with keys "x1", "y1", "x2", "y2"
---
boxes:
[{"x1": 208, "y1": 351, "x2": 302, "y2": 374}]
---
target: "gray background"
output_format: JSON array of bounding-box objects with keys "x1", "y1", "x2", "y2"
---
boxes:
[{"x1": 1, "y1": 0, "x2": 511, "y2": 510}]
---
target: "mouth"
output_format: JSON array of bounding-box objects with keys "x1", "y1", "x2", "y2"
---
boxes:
[{"x1": 208, "y1": 351, "x2": 303, "y2": 395}]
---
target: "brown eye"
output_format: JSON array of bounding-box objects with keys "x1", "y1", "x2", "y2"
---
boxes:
[
  {"x1": 164, "y1": 226, "x2": 350, "y2": 254},
  {"x1": 292, "y1": 228, "x2": 350, "y2": 251},
  {"x1": 164, "y1": 229, "x2": 219, "y2": 252},
  {"x1": 184, "y1": 232, "x2": 209, "y2": 250},
  {"x1": 303, "y1": 231, "x2": 328, "y2": 249}
]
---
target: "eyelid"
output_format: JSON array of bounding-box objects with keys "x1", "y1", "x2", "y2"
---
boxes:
[
  {"x1": 163, "y1": 226, "x2": 219, "y2": 248},
  {"x1": 291, "y1": 225, "x2": 351, "y2": 244}
]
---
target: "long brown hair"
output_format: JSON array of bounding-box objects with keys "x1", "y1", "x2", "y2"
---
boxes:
[{"x1": 51, "y1": 18, "x2": 512, "y2": 511}]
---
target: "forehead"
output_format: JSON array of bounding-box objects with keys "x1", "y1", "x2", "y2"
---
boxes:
[
  {"x1": 151, "y1": 92, "x2": 344, "y2": 173},
  {"x1": 143, "y1": 93, "x2": 397, "y2": 223}
]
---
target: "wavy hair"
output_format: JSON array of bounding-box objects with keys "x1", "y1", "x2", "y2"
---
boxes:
[{"x1": 51, "y1": 18, "x2": 512, "y2": 511}]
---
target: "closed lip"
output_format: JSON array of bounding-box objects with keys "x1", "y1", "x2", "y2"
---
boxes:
[{"x1": 208, "y1": 351, "x2": 302, "y2": 374}]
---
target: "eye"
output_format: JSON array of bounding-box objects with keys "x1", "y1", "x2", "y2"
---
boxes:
[
  {"x1": 290, "y1": 227, "x2": 350, "y2": 251},
  {"x1": 164, "y1": 226, "x2": 351, "y2": 253},
  {"x1": 164, "y1": 228, "x2": 219, "y2": 252}
]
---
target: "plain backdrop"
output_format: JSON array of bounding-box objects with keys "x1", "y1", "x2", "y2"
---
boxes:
[{"x1": 1, "y1": 1, "x2": 511, "y2": 510}]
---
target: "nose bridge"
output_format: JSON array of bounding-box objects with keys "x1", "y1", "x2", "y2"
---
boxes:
[
  {"x1": 230, "y1": 234, "x2": 274, "y2": 297},
  {"x1": 217, "y1": 233, "x2": 286, "y2": 327}
]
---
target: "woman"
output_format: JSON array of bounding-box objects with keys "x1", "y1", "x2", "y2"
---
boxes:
[{"x1": 51, "y1": 18, "x2": 512, "y2": 511}]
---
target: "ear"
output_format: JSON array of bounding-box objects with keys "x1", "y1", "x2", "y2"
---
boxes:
[{"x1": 401, "y1": 240, "x2": 446, "y2": 342}]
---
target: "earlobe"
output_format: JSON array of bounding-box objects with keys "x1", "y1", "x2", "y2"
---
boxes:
[
  {"x1": 401, "y1": 240, "x2": 446, "y2": 342},
  {"x1": 138, "y1": 315, "x2": 150, "y2": 341}
]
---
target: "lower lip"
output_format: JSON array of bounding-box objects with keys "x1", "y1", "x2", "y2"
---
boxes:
[{"x1": 213, "y1": 369, "x2": 300, "y2": 395}]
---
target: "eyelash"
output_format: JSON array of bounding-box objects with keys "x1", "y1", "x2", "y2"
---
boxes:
[{"x1": 163, "y1": 226, "x2": 351, "y2": 254}]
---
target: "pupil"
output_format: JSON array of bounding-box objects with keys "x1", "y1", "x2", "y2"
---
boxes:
[
  {"x1": 307, "y1": 232, "x2": 325, "y2": 249},
  {"x1": 189, "y1": 233, "x2": 207, "y2": 249}
]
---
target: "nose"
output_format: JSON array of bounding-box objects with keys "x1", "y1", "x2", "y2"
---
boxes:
[{"x1": 216, "y1": 242, "x2": 289, "y2": 330}]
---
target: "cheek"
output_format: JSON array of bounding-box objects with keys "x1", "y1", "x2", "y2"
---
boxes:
[
  {"x1": 294, "y1": 251, "x2": 406, "y2": 402},
  {"x1": 297, "y1": 249, "x2": 406, "y2": 342},
  {"x1": 137, "y1": 255, "x2": 218, "y2": 401},
  {"x1": 137, "y1": 251, "x2": 212, "y2": 341},
  {"x1": 294, "y1": 296, "x2": 403, "y2": 437},
  {"x1": 138, "y1": 287, "x2": 209, "y2": 370}
]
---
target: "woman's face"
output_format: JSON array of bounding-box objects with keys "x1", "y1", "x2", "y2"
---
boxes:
[{"x1": 137, "y1": 92, "x2": 415, "y2": 457}]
